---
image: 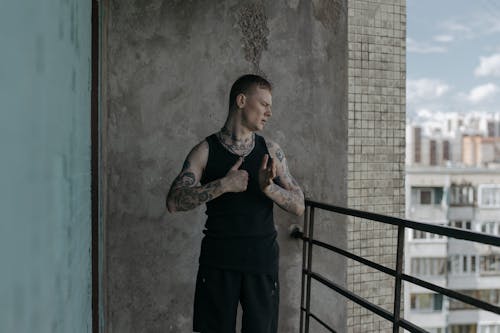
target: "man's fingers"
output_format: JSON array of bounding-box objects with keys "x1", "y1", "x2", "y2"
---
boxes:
[
  {"x1": 271, "y1": 157, "x2": 277, "y2": 176},
  {"x1": 230, "y1": 157, "x2": 244, "y2": 170},
  {"x1": 260, "y1": 154, "x2": 269, "y2": 170}
]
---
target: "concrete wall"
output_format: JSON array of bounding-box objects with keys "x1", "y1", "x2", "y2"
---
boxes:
[
  {"x1": 102, "y1": 0, "x2": 348, "y2": 331},
  {"x1": 346, "y1": 0, "x2": 406, "y2": 332},
  {"x1": 0, "y1": 1, "x2": 93, "y2": 332}
]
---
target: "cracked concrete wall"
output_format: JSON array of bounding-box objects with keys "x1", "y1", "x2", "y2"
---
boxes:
[{"x1": 102, "y1": 0, "x2": 348, "y2": 332}]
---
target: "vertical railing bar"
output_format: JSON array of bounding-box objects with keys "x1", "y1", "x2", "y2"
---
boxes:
[
  {"x1": 392, "y1": 225, "x2": 405, "y2": 333},
  {"x1": 304, "y1": 207, "x2": 315, "y2": 333},
  {"x1": 299, "y1": 204, "x2": 310, "y2": 333}
]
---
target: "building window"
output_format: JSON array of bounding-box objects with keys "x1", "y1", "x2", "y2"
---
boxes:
[
  {"x1": 413, "y1": 229, "x2": 427, "y2": 239},
  {"x1": 481, "y1": 221, "x2": 499, "y2": 235},
  {"x1": 426, "y1": 329, "x2": 445, "y2": 333},
  {"x1": 443, "y1": 140, "x2": 450, "y2": 161},
  {"x1": 479, "y1": 289, "x2": 500, "y2": 305},
  {"x1": 450, "y1": 324, "x2": 478, "y2": 333},
  {"x1": 434, "y1": 188, "x2": 444, "y2": 204},
  {"x1": 449, "y1": 184, "x2": 475, "y2": 206},
  {"x1": 414, "y1": 127, "x2": 421, "y2": 163},
  {"x1": 450, "y1": 289, "x2": 500, "y2": 310},
  {"x1": 411, "y1": 258, "x2": 447, "y2": 276},
  {"x1": 487, "y1": 121, "x2": 495, "y2": 137},
  {"x1": 430, "y1": 140, "x2": 437, "y2": 166},
  {"x1": 479, "y1": 185, "x2": 500, "y2": 208},
  {"x1": 450, "y1": 255, "x2": 460, "y2": 274},
  {"x1": 480, "y1": 324, "x2": 500, "y2": 333},
  {"x1": 480, "y1": 255, "x2": 500, "y2": 275},
  {"x1": 412, "y1": 187, "x2": 444, "y2": 205},
  {"x1": 449, "y1": 290, "x2": 475, "y2": 310},
  {"x1": 449, "y1": 255, "x2": 478, "y2": 275},
  {"x1": 421, "y1": 190, "x2": 432, "y2": 204},
  {"x1": 410, "y1": 293, "x2": 443, "y2": 311},
  {"x1": 450, "y1": 220, "x2": 472, "y2": 230},
  {"x1": 412, "y1": 228, "x2": 445, "y2": 240}
]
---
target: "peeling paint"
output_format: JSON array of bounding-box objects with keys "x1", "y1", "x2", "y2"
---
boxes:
[
  {"x1": 312, "y1": 0, "x2": 345, "y2": 34},
  {"x1": 237, "y1": 2, "x2": 269, "y2": 73}
]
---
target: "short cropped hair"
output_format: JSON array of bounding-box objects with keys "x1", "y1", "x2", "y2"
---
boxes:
[{"x1": 228, "y1": 74, "x2": 272, "y2": 112}]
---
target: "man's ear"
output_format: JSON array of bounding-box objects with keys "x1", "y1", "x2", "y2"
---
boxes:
[{"x1": 236, "y1": 93, "x2": 246, "y2": 109}]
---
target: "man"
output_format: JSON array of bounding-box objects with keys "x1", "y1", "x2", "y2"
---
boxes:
[{"x1": 166, "y1": 74, "x2": 305, "y2": 333}]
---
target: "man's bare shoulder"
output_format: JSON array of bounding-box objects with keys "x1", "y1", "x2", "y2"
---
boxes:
[
  {"x1": 263, "y1": 138, "x2": 285, "y2": 162},
  {"x1": 189, "y1": 139, "x2": 209, "y2": 159},
  {"x1": 191, "y1": 139, "x2": 209, "y2": 155},
  {"x1": 182, "y1": 139, "x2": 209, "y2": 172}
]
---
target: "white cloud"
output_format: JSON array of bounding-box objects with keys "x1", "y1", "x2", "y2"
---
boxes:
[
  {"x1": 416, "y1": 108, "x2": 433, "y2": 119},
  {"x1": 433, "y1": 34, "x2": 454, "y2": 43},
  {"x1": 441, "y1": 21, "x2": 471, "y2": 33},
  {"x1": 407, "y1": 78, "x2": 451, "y2": 102},
  {"x1": 407, "y1": 38, "x2": 447, "y2": 54},
  {"x1": 440, "y1": 20, "x2": 474, "y2": 39},
  {"x1": 438, "y1": 14, "x2": 500, "y2": 41},
  {"x1": 474, "y1": 53, "x2": 500, "y2": 77},
  {"x1": 467, "y1": 83, "x2": 498, "y2": 103}
]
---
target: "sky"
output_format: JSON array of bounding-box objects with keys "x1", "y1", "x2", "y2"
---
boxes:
[{"x1": 407, "y1": 0, "x2": 500, "y2": 119}]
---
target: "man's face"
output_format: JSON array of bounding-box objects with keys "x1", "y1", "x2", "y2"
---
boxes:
[{"x1": 239, "y1": 87, "x2": 272, "y2": 132}]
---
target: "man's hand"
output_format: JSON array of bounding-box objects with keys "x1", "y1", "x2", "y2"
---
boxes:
[
  {"x1": 167, "y1": 140, "x2": 227, "y2": 213},
  {"x1": 261, "y1": 141, "x2": 305, "y2": 216},
  {"x1": 222, "y1": 157, "x2": 248, "y2": 193},
  {"x1": 259, "y1": 154, "x2": 277, "y2": 192}
]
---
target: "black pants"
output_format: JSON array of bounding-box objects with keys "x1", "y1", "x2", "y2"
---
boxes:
[{"x1": 192, "y1": 265, "x2": 279, "y2": 333}]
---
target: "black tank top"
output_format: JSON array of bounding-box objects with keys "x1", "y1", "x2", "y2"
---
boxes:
[{"x1": 199, "y1": 133, "x2": 279, "y2": 273}]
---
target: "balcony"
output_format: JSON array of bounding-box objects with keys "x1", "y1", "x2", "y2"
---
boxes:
[{"x1": 293, "y1": 199, "x2": 500, "y2": 333}]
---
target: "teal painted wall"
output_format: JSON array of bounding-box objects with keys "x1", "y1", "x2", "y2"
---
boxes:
[{"x1": 0, "y1": 1, "x2": 93, "y2": 332}]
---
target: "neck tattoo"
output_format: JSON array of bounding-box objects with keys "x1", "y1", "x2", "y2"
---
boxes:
[{"x1": 217, "y1": 129, "x2": 255, "y2": 160}]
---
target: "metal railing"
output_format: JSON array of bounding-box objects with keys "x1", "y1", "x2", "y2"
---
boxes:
[{"x1": 291, "y1": 199, "x2": 500, "y2": 333}]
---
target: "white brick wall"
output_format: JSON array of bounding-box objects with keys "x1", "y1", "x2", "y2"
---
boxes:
[{"x1": 347, "y1": 0, "x2": 406, "y2": 332}]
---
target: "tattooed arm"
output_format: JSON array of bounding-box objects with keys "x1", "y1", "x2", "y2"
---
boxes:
[
  {"x1": 166, "y1": 140, "x2": 248, "y2": 213},
  {"x1": 260, "y1": 140, "x2": 305, "y2": 216}
]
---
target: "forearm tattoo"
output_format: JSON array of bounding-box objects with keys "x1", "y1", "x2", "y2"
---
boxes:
[
  {"x1": 265, "y1": 141, "x2": 304, "y2": 215},
  {"x1": 172, "y1": 180, "x2": 223, "y2": 211},
  {"x1": 173, "y1": 171, "x2": 196, "y2": 189},
  {"x1": 266, "y1": 183, "x2": 304, "y2": 215},
  {"x1": 168, "y1": 157, "x2": 224, "y2": 211}
]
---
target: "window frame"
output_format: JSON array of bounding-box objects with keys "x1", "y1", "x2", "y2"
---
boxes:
[{"x1": 478, "y1": 185, "x2": 500, "y2": 208}]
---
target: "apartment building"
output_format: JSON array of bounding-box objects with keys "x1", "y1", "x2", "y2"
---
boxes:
[
  {"x1": 406, "y1": 112, "x2": 500, "y2": 168},
  {"x1": 462, "y1": 136, "x2": 500, "y2": 168},
  {"x1": 404, "y1": 167, "x2": 500, "y2": 333}
]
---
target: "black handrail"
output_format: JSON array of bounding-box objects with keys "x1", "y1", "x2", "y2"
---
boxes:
[{"x1": 295, "y1": 199, "x2": 500, "y2": 333}]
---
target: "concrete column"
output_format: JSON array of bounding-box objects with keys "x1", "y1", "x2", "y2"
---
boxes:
[{"x1": 346, "y1": 0, "x2": 407, "y2": 332}]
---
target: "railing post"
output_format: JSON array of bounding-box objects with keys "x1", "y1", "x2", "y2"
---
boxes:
[
  {"x1": 393, "y1": 225, "x2": 405, "y2": 333},
  {"x1": 299, "y1": 205, "x2": 309, "y2": 333},
  {"x1": 304, "y1": 206, "x2": 315, "y2": 333}
]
